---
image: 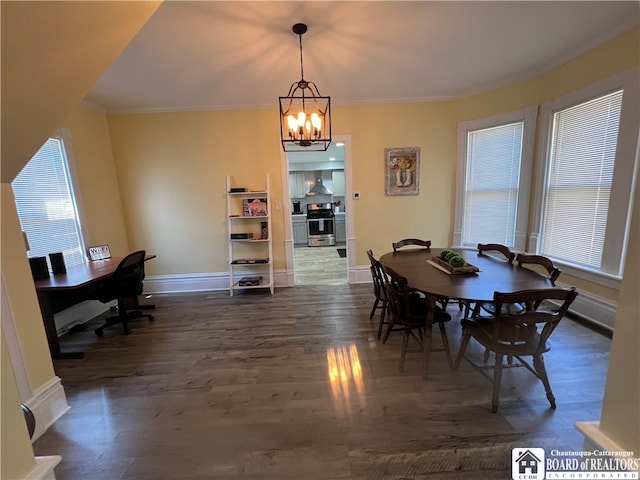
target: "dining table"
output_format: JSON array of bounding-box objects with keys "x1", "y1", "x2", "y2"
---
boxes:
[{"x1": 379, "y1": 247, "x2": 556, "y2": 377}]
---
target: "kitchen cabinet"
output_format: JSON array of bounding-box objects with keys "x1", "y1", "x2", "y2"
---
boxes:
[
  {"x1": 289, "y1": 172, "x2": 307, "y2": 198},
  {"x1": 332, "y1": 170, "x2": 345, "y2": 196},
  {"x1": 227, "y1": 175, "x2": 273, "y2": 295},
  {"x1": 335, "y1": 213, "x2": 346, "y2": 243},
  {"x1": 292, "y1": 215, "x2": 307, "y2": 245}
]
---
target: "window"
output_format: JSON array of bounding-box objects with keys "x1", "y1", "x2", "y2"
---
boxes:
[
  {"x1": 541, "y1": 90, "x2": 622, "y2": 269},
  {"x1": 12, "y1": 133, "x2": 86, "y2": 268},
  {"x1": 454, "y1": 107, "x2": 537, "y2": 251},
  {"x1": 532, "y1": 68, "x2": 639, "y2": 281}
]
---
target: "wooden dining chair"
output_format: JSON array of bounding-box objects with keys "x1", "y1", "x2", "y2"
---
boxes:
[
  {"x1": 392, "y1": 238, "x2": 431, "y2": 252},
  {"x1": 381, "y1": 264, "x2": 452, "y2": 372},
  {"x1": 470, "y1": 243, "x2": 517, "y2": 317},
  {"x1": 515, "y1": 253, "x2": 561, "y2": 310},
  {"x1": 366, "y1": 249, "x2": 390, "y2": 340},
  {"x1": 454, "y1": 287, "x2": 578, "y2": 413},
  {"x1": 515, "y1": 253, "x2": 561, "y2": 284}
]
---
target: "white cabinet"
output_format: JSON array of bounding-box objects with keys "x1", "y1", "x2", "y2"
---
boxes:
[
  {"x1": 335, "y1": 213, "x2": 346, "y2": 243},
  {"x1": 332, "y1": 170, "x2": 345, "y2": 196},
  {"x1": 227, "y1": 175, "x2": 274, "y2": 295},
  {"x1": 292, "y1": 215, "x2": 307, "y2": 245},
  {"x1": 289, "y1": 172, "x2": 307, "y2": 198}
]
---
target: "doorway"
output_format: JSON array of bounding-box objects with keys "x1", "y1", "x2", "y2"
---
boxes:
[{"x1": 283, "y1": 136, "x2": 351, "y2": 285}]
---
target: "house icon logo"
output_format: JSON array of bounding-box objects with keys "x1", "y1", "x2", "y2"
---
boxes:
[{"x1": 512, "y1": 448, "x2": 545, "y2": 480}]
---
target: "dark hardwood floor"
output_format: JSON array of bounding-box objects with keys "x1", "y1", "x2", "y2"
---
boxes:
[{"x1": 33, "y1": 285, "x2": 611, "y2": 479}]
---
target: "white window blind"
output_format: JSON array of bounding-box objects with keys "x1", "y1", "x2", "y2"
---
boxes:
[
  {"x1": 12, "y1": 137, "x2": 86, "y2": 268},
  {"x1": 541, "y1": 90, "x2": 622, "y2": 269},
  {"x1": 462, "y1": 122, "x2": 524, "y2": 247}
]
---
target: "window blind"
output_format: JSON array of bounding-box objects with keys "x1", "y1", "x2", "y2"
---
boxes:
[
  {"x1": 462, "y1": 122, "x2": 523, "y2": 247},
  {"x1": 12, "y1": 137, "x2": 86, "y2": 268},
  {"x1": 541, "y1": 90, "x2": 622, "y2": 269}
]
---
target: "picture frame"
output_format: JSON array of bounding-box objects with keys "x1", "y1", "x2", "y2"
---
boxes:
[
  {"x1": 384, "y1": 146, "x2": 420, "y2": 196},
  {"x1": 88, "y1": 244, "x2": 111, "y2": 261},
  {"x1": 242, "y1": 198, "x2": 268, "y2": 216}
]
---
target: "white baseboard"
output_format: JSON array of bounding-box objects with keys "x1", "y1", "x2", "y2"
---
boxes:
[
  {"x1": 575, "y1": 421, "x2": 628, "y2": 454},
  {"x1": 143, "y1": 268, "x2": 616, "y2": 333},
  {"x1": 560, "y1": 286, "x2": 616, "y2": 332},
  {"x1": 24, "y1": 376, "x2": 70, "y2": 442},
  {"x1": 23, "y1": 456, "x2": 61, "y2": 480}
]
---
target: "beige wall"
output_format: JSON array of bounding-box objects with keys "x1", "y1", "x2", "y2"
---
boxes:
[
  {"x1": 0, "y1": 2, "x2": 161, "y2": 477},
  {"x1": 103, "y1": 26, "x2": 638, "y2": 305},
  {"x1": 60, "y1": 106, "x2": 130, "y2": 255},
  {"x1": 1, "y1": 333, "x2": 36, "y2": 479}
]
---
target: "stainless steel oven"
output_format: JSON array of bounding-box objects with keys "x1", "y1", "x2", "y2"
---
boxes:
[{"x1": 306, "y1": 203, "x2": 336, "y2": 247}]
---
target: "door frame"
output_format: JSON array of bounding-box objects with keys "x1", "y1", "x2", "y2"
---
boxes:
[{"x1": 280, "y1": 134, "x2": 354, "y2": 286}]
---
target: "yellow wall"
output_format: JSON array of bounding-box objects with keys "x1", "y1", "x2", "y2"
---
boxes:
[
  {"x1": 1, "y1": 184, "x2": 55, "y2": 389},
  {"x1": 59, "y1": 106, "x2": 130, "y2": 255},
  {"x1": 102, "y1": 26, "x2": 638, "y2": 304},
  {"x1": 0, "y1": 2, "x2": 161, "y2": 477},
  {"x1": 1, "y1": 333, "x2": 36, "y2": 479}
]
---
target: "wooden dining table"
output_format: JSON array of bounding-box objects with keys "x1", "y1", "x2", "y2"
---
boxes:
[{"x1": 379, "y1": 247, "x2": 555, "y2": 377}]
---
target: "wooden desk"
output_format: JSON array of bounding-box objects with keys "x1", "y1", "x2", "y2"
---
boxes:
[
  {"x1": 34, "y1": 255, "x2": 155, "y2": 360},
  {"x1": 380, "y1": 248, "x2": 555, "y2": 377}
]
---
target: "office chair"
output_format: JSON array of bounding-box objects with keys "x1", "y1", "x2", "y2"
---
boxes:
[{"x1": 90, "y1": 250, "x2": 154, "y2": 336}]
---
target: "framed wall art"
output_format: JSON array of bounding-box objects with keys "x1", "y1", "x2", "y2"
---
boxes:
[{"x1": 385, "y1": 146, "x2": 420, "y2": 196}]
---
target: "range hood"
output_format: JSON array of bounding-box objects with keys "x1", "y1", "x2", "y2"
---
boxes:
[{"x1": 306, "y1": 171, "x2": 332, "y2": 196}]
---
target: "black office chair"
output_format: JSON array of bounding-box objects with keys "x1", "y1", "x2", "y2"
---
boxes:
[{"x1": 90, "y1": 250, "x2": 154, "y2": 336}]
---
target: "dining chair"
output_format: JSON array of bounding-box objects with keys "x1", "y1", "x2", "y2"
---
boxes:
[
  {"x1": 454, "y1": 287, "x2": 578, "y2": 413},
  {"x1": 392, "y1": 238, "x2": 466, "y2": 313},
  {"x1": 366, "y1": 249, "x2": 390, "y2": 340},
  {"x1": 392, "y1": 238, "x2": 431, "y2": 252},
  {"x1": 515, "y1": 253, "x2": 561, "y2": 284},
  {"x1": 88, "y1": 250, "x2": 155, "y2": 336},
  {"x1": 515, "y1": 253, "x2": 562, "y2": 310},
  {"x1": 470, "y1": 243, "x2": 517, "y2": 317},
  {"x1": 381, "y1": 264, "x2": 453, "y2": 371}
]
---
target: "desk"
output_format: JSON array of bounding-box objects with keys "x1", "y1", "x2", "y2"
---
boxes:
[
  {"x1": 34, "y1": 255, "x2": 155, "y2": 360},
  {"x1": 380, "y1": 248, "x2": 554, "y2": 377}
]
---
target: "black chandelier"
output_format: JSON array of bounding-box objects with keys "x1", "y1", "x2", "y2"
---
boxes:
[{"x1": 279, "y1": 23, "x2": 331, "y2": 152}]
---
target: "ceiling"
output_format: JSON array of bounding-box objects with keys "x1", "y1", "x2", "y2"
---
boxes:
[{"x1": 82, "y1": 1, "x2": 638, "y2": 164}]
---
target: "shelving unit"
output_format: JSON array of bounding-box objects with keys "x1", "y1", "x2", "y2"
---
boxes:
[{"x1": 226, "y1": 175, "x2": 274, "y2": 295}]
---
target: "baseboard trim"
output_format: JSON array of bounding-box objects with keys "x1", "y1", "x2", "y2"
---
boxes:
[
  {"x1": 21, "y1": 456, "x2": 62, "y2": 480},
  {"x1": 575, "y1": 421, "x2": 628, "y2": 454},
  {"x1": 557, "y1": 281, "x2": 616, "y2": 332},
  {"x1": 24, "y1": 376, "x2": 69, "y2": 442},
  {"x1": 143, "y1": 269, "x2": 616, "y2": 333}
]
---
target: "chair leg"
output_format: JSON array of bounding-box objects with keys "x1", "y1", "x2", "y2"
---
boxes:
[
  {"x1": 438, "y1": 322, "x2": 453, "y2": 368},
  {"x1": 453, "y1": 330, "x2": 471, "y2": 370},
  {"x1": 491, "y1": 353, "x2": 504, "y2": 413},
  {"x1": 382, "y1": 316, "x2": 395, "y2": 344},
  {"x1": 399, "y1": 327, "x2": 410, "y2": 371},
  {"x1": 376, "y1": 302, "x2": 387, "y2": 339},
  {"x1": 369, "y1": 298, "x2": 379, "y2": 320},
  {"x1": 533, "y1": 354, "x2": 556, "y2": 409}
]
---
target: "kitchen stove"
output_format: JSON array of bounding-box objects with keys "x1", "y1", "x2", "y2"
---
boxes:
[{"x1": 306, "y1": 203, "x2": 336, "y2": 247}]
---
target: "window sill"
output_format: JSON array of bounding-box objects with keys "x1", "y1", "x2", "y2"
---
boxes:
[
  {"x1": 453, "y1": 245, "x2": 622, "y2": 290},
  {"x1": 552, "y1": 261, "x2": 621, "y2": 290}
]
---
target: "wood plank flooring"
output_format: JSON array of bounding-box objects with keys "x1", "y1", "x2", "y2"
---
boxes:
[
  {"x1": 33, "y1": 285, "x2": 611, "y2": 479},
  {"x1": 294, "y1": 244, "x2": 347, "y2": 285}
]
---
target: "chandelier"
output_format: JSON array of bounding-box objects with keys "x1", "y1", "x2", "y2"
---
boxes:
[{"x1": 279, "y1": 23, "x2": 331, "y2": 152}]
